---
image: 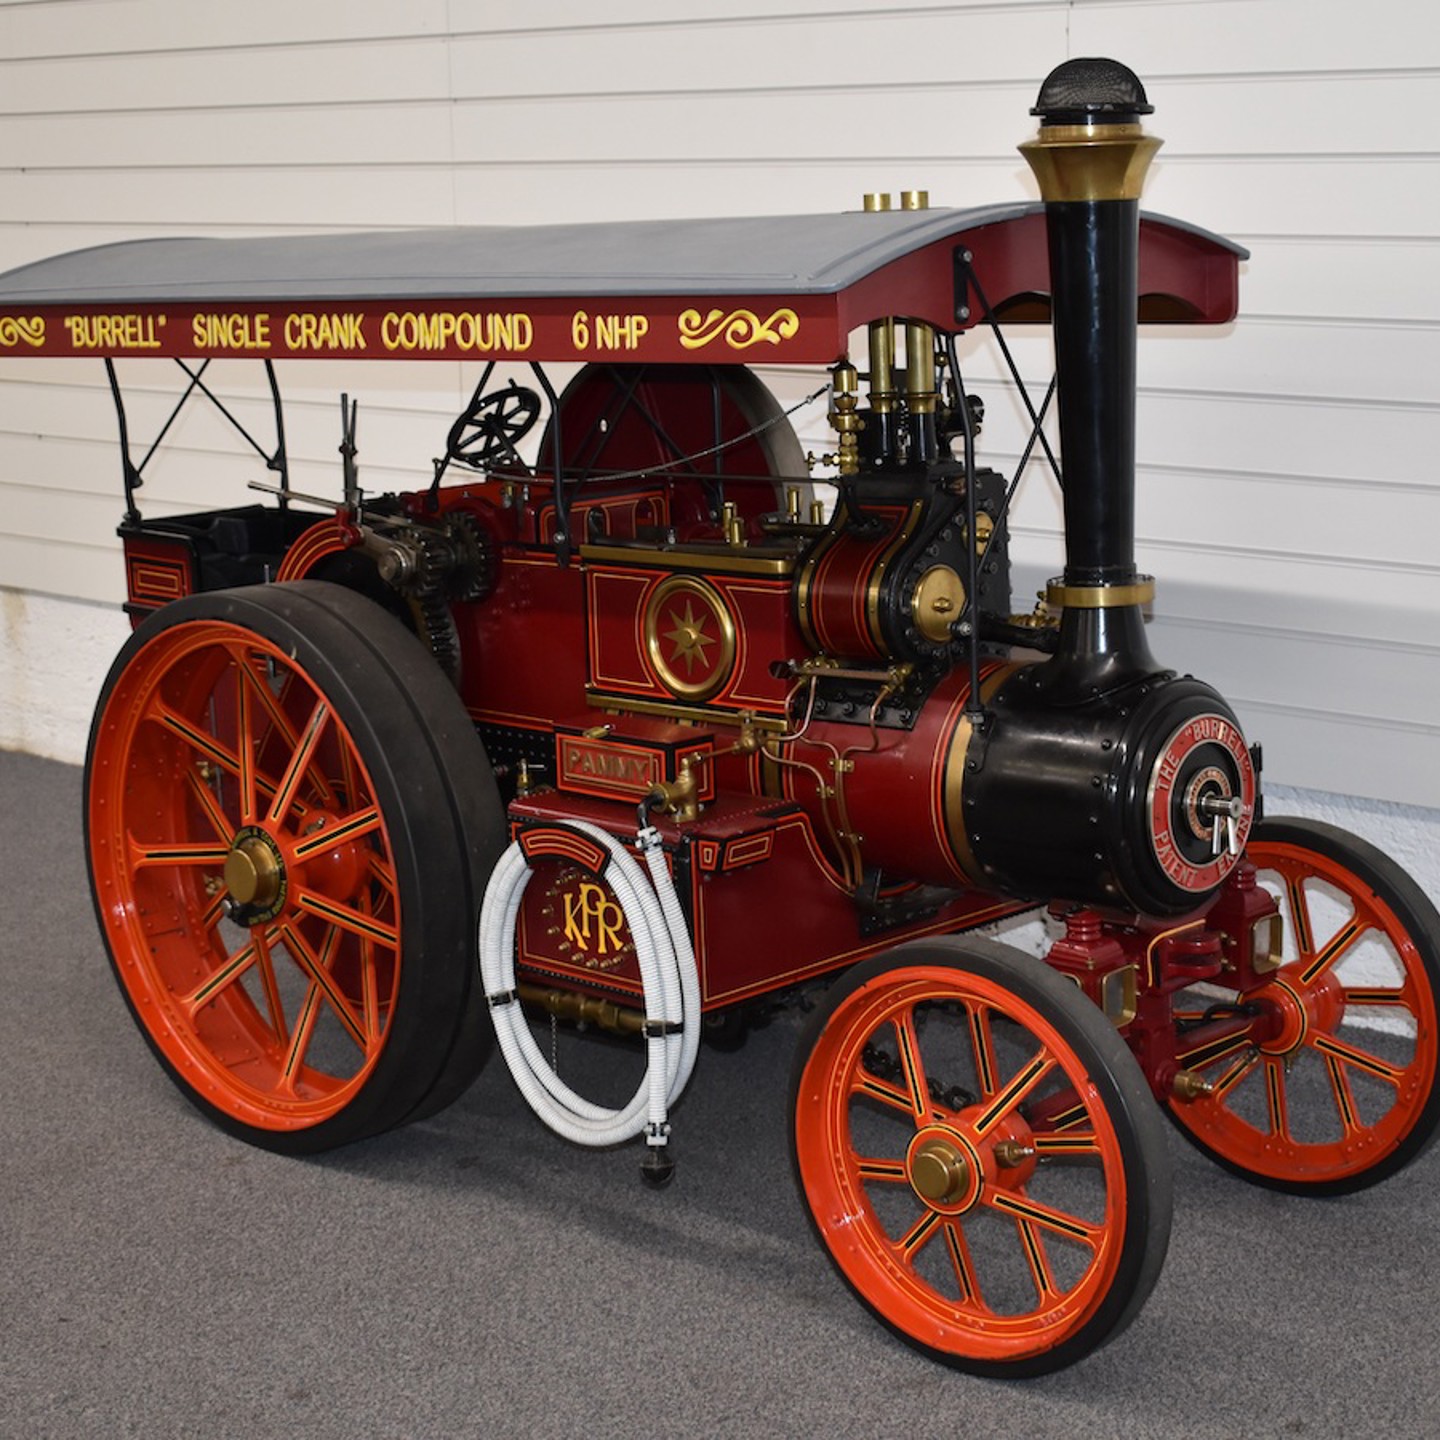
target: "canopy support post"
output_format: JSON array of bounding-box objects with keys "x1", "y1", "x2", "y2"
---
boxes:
[{"x1": 104, "y1": 359, "x2": 144, "y2": 525}]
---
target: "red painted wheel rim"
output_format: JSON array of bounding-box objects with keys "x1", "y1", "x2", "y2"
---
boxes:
[
  {"x1": 1176, "y1": 840, "x2": 1439, "y2": 1184},
  {"x1": 89, "y1": 620, "x2": 402, "y2": 1131},
  {"x1": 794, "y1": 967, "x2": 1131, "y2": 1364}
]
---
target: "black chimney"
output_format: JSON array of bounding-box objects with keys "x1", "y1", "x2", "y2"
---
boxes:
[{"x1": 1020, "y1": 58, "x2": 1162, "y2": 690}]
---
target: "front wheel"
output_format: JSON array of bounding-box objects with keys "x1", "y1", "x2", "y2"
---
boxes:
[
  {"x1": 790, "y1": 936, "x2": 1172, "y2": 1377},
  {"x1": 1171, "y1": 818, "x2": 1440, "y2": 1194}
]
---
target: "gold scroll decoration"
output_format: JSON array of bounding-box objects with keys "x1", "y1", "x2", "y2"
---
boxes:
[
  {"x1": 678, "y1": 307, "x2": 800, "y2": 351},
  {"x1": 0, "y1": 316, "x2": 45, "y2": 348}
]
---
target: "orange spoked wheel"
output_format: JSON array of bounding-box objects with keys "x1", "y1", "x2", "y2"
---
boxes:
[
  {"x1": 1171, "y1": 818, "x2": 1440, "y2": 1195},
  {"x1": 85, "y1": 581, "x2": 503, "y2": 1152},
  {"x1": 790, "y1": 937, "x2": 1172, "y2": 1377}
]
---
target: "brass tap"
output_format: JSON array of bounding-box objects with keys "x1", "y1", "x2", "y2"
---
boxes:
[{"x1": 648, "y1": 755, "x2": 701, "y2": 824}]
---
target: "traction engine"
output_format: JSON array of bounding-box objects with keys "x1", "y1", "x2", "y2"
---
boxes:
[{"x1": 5, "y1": 57, "x2": 1437, "y2": 1379}]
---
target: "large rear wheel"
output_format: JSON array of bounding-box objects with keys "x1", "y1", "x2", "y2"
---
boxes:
[
  {"x1": 1171, "y1": 818, "x2": 1440, "y2": 1194},
  {"x1": 85, "y1": 580, "x2": 503, "y2": 1152},
  {"x1": 790, "y1": 936, "x2": 1172, "y2": 1377}
]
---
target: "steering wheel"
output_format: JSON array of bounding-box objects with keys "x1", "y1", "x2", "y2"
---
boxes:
[{"x1": 446, "y1": 383, "x2": 541, "y2": 468}]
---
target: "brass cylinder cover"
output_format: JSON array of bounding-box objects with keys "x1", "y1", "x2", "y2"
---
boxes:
[{"x1": 911, "y1": 565, "x2": 966, "y2": 644}]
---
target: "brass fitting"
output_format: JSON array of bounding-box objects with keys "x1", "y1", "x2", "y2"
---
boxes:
[
  {"x1": 828, "y1": 363, "x2": 863, "y2": 476},
  {"x1": 1171, "y1": 1069, "x2": 1215, "y2": 1103},
  {"x1": 647, "y1": 755, "x2": 701, "y2": 824}
]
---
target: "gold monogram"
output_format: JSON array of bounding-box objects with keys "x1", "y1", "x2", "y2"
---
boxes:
[
  {"x1": 678, "y1": 307, "x2": 799, "y2": 351},
  {"x1": 563, "y1": 881, "x2": 627, "y2": 965}
]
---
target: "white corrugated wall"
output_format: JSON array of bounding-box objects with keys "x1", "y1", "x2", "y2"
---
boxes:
[{"x1": 1, "y1": 0, "x2": 1437, "y2": 871}]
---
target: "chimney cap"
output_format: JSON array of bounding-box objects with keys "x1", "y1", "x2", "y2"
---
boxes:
[{"x1": 1031, "y1": 57, "x2": 1153, "y2": 125}]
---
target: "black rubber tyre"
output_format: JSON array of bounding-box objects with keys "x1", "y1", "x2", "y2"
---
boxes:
[
  {"x1": 262, "y1": 581, "x2": 507, "y2": 1124},
  {"x1": 1170, "y1": 817, "x2": 1440, "y2": 1195},
  {"x1": 85, "y1": 581, "x2": 502, "y2": 1153},
  {"x1": 790, "y1": 936, "x2": 1172, "y2": 1377}
]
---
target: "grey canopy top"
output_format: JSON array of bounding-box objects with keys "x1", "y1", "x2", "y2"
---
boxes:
[{"x1": 0, "y1": 205, "x2": 1042, "y2": 306}]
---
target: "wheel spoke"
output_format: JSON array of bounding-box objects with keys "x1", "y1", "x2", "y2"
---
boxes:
[
  {"x1": 1178, "y1": 1027, "x2": 1254, "y2": 1071},
  {"x1": 855, "y1": 1156, "x2": 910, "y2": 1184},
  {"x1": 157, "y1": 701, "x2": 289, "y2": 817},
  {"x1": 1299, "y1": 917, "x2": 1366, "y2": 986},
  {"x1": 280, "y1": 919, "x2": 368, "y2": 1053},
  {"x1": 267, "y1": 698, "x2": 331, "y2": 826},
  {"x1": 974, "y1": 1051, "x2": 1054, "y2": 1137},
  {"x1": 1323, "y1": 1053, "x2": 1363, "y2": 1137},
  {"x1": 293, "y1": 887, "x2": 399, "y2": 950},
  {"x1": 1033, "y1": 1131, "x2": 1102, "y2": 1157},
  {"x1": 892, "y1": 1006, "x2": 931, "y2": 1125},
  {"x1": 1015, "y1": 1218, "x2": 1057, "y2": 1300},
  {"x1": 199, "y1": 890, "x2": 228, "y2": 932},
  {"x1": 231, "y1": 652, "x2": 338, "y2": 812},
  {"x1": 252, "y1": 927, "x2": 289, "y2": 1047},
  {"x1": 280, "y1": 985, "x2": 325, "y2": 1090},
  {"x1": 1344, "y1": 987, "x2": 1411, "y2": 1008},
  {"x1": 1263, "y1": 1057, "x2": 1290, "y2": 1138},
  {"x1": 357, "y1": 887, "x2": 382, "y2": 1042},
  {"x1": 368, "y1": 850, "x2": 398, "y2": 901},
  {"x1": 1209, "y1": 1048, "x2": 1261, "y2": 1098},
  {"x1": 185, "y1": 936, "x2": 261, "y2": 1013},
  {"x1": 185, "y1": 768, "x2": 236, "y2": 846},
  {"x1": 158, "y1": 702, "x2": 241, "y2": 775},
  {"x1": 235, "y1": 664, "x2": 258, "y2": 823},
  {"x1": 1285, "y1": 874, "x2": 1313, "y2": 954},
  {"x1": 853, "y1": 1069, "x2": 916, "y2": 1116},
  {"x1": 989, "y1": 1188, "x2": 1103, "y2": 1249},
  {"x1": 1309, "y1": 1031, "x2": 1404, "y2": 1086},
  {"x1": 968, "y1": 1004, "x2": 998, "y2": 1096},
  {"x1": 941, "y1": 1219, "x2": 985, "y2": 1308},
  {"x1": 129, "y1": 838, "x2": 231, "y2": 869},
  {"x1": 291, "y1": 805, "x2": 382, "y2": 861},
  {"x1": 898, "y1": 1208, "x2": 944, "y2": 1259}
]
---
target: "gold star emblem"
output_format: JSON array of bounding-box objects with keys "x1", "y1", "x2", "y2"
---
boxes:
[{"x1": 663, "y1": 600, "x2": 715, "y2": 676}]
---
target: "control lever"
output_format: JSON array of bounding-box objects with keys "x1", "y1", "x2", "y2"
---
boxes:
[{"x1": 1198, "y1": 792, "x2": 1244, "y2": 857}]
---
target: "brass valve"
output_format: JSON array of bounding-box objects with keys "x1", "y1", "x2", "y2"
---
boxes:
[
  {"x1": 828, "y1": 363, "x2": 863, "y2": 477},
  {"x1": 647, "y1": 754, "x2": 702, "y2": 824}
]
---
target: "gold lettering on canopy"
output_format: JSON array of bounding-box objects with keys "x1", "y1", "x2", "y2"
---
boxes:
[
  {"x1": 0, "y1": 316, "x2": 45, "y2": 348},
  {"x1": 62, "y1": 313, "x2": 164, "y2": 350},
  {"x1": 284, "y1": 313, "x2": 367, "y2": 351},
  {"x1": 380, "y1": 310, "x2": 534, "y2": 353},
  {"x1": 678, "y1": 307, "x2": 800, "y2": 351},
  {"x1": 193, "y1": 313, "x2": 271, "y2": 350}
]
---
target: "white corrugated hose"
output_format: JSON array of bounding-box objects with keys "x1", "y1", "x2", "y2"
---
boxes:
[{"x1": 479, "y1": 819, "x2": 700, "y2": 1162}]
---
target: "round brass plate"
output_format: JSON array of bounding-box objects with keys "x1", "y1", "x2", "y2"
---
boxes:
[
  {"x1": 643, "y1": 575, "x2": 737, "y2": 702},
  {"x1": 911, "y1": 565, "x2": 966, "y2": 645}
]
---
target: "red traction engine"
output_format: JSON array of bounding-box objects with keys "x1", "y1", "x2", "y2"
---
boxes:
[{"x1": 4, "y1": 58, "x2": 1438, "y2": 1377}]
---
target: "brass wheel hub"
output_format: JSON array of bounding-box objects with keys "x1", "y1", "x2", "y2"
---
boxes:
[
  {"x1": 223, "y1": 826, "x2": 286, "y2": 922},
  {"x1": 910, "y1": 1138, "x2": 968, "y2": 1203}
]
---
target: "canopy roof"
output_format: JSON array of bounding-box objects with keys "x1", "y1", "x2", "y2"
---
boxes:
[{"x1": 0, "y1": 203, "x2": 1245, "y2": 365}]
